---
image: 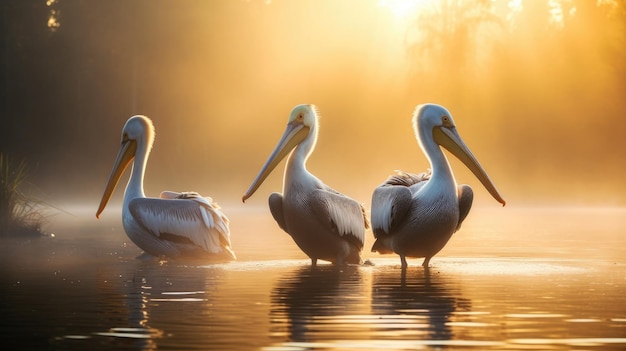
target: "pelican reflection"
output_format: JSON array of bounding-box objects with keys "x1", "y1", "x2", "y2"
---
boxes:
[
  {"x1": 270, "y1": 265, "x2": 365, "y2": 342},
  {"x1": 371, "y1": 268, "x2": 471, "y2": 341},
  {"x1": 93, "y1": 260, "x2": 223, "y2": 350}
]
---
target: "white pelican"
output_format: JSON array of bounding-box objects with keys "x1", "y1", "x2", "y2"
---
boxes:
[
  {"x1": 242, "y1": 104, "x2": 369, "y2": 266},
  {"x1": 371, "y1": 104, "x2": 505, "y2": 268},
  {"x1": 96, "y1": 115, "x2": 236, "y2": 261}
]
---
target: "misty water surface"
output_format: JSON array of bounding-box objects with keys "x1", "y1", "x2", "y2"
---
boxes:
[
  {"x1": 0, "y1": 206, "x2": 624, "y2": 350},
  {"x1": 2, "y1": 2, "x2": 626, "y2": 349}
]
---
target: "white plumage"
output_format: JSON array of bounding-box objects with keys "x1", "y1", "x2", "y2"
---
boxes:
[
  {"x1": 371, "y1": 104, "x2": 504, "y2": 268},
  {"x1": 242, "y1": 104, "x2": 368, "y2": 266},
  {"x1": 96, "y1": 115, "x2": 236, "y2": 261}
]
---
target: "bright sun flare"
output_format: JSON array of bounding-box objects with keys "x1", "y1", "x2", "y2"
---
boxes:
[{"x1": 378, "y1": 0, "x2": 432, "y2": 20}]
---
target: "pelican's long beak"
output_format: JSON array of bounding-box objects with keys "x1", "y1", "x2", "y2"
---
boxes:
[
  {"x1": 96, "y1": 139, "x2": 137, "y2": 218},
  {"x1": 242, "y1": 122, "x2": 310, "y2": 202},
  {"x1": 434, "y1": 127, "x2": 506, "y2": 206}
]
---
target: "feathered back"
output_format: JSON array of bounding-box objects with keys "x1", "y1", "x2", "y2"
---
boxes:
[{"x1": 382, "y1": 170, "x2": 431, "y2": 187}]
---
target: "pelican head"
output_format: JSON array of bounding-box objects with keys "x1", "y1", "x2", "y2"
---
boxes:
[
  {"x1": 96, "y1": 115, "x2": 155, "y2": 218},
  {"x1": 415, "y1": 104, "x2": 505, "y2": 206},
  {"x1": 242, "y1": 104, "x2": 317, "y2": 202}
]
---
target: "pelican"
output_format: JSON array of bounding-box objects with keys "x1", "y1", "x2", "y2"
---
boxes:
[
  {"x1": 242, "y1": 104, "x2": 369, "y2": 266},
  {"x1": 371, "y1": 104, "x2": 505, "y2": 268},
  {"x1": 96, "y1": 115, "x2": 236, "y2": 261}
]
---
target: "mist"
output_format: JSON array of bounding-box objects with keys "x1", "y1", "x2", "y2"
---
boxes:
[{"x1": 1, "y1": 0, "x2": 625, "y2": 212}]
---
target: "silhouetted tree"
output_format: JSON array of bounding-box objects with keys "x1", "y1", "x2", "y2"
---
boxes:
[{"x1": 405, "y1": 0, "x2": 503, "y2": 103}]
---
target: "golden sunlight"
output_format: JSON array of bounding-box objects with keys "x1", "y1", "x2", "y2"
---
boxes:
[{"x1": 378, "y1": 0, "x2": 433, "y2": 21}]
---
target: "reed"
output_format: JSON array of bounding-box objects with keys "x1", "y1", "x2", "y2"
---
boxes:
[{"x1": 0, "y1": 153, "x2": 43, "y2": 236}]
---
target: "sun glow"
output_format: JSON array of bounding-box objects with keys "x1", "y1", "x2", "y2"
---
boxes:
[{"x1": 378, "y1": 0, "x2": 433, "y2": 20}]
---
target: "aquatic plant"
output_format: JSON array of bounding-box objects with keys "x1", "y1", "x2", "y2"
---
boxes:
[{"x1": 0, "y1": 153, "x2": 44, "y2": 236}]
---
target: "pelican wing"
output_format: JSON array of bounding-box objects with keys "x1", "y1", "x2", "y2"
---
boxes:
[
  {"x1": 128, "y1": 197, "x2": 233, "y2": 256},
  {"x1": 371, "y1": 170, "x2": 430, "y2": 237},
  {"x1": 456, "y1": 184, "x2": 473, "y2": 231},
  {"x1": 309, "y1": 189, "x2": 366, "y2": 249},
  {"x1": 371, "y1": 185, "x2": 412, "y2": 238},
  {"x1": 268, "y1": 192, "x2": 288, "y2": 233},
  {"x1": 158, "y1": 190, "x2": 231, "y2": 240}
]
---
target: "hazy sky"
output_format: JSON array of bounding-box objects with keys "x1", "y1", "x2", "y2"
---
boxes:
[{"x1": 2, "y1": 0, "x2": 625, "y2": 211}]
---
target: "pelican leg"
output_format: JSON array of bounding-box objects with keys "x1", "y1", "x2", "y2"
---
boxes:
[
  {"x1": 400, "y1": 255, "x2": 407, "y2": 269},
  {"x1": 422, "y1": 256, "x2": 431, "y2": 268},
  {"x1": 400, "y1": 268, "x2": 407, "y2": 286},
  {"x1": 311, "y1": 258, "x2": 317, "y2": 267}
]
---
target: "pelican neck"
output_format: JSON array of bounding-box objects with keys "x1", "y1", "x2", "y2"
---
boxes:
[
  {"x1": 124, "y1": 141, "x2": 149, "y2": 201},
  {"x1": 419, "y1": 127, "x2": 457, "y2": 188},
  {"x1": 284, "y1": 125, "x2": 316, "y2": 185}
]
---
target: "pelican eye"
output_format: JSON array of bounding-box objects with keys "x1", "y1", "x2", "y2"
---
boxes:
[
  {"x1": 297, "y1": 112, "x2": 304, "y2": 121},
  {"x1": 441, "y1": 115, "x2": 453, "y2": 128}
]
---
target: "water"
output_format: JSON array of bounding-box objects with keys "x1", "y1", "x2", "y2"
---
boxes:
[{"x1": 0, "y1": 206, "x2": 625, "y2": 350}]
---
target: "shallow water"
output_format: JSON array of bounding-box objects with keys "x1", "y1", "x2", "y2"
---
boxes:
[{"x1": 0, "y1": 206, "x2": 625, "y2": 350}]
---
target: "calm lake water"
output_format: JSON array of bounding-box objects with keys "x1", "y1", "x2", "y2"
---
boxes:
[{"x1": 1, "y1": 205, "x2": 625, "y2": 350}]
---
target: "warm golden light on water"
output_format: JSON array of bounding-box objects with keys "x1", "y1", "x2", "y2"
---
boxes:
[
  {"x1": 2, "y1": 1, "x2": 626, "y2": 350},
  {"x1": 1, "y1": 206, "x2": 625, "y2": 350}
]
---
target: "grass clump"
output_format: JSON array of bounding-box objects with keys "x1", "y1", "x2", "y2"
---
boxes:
[{"x1": 0, "y1": 153, "x2": 44, "y2": 236}]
